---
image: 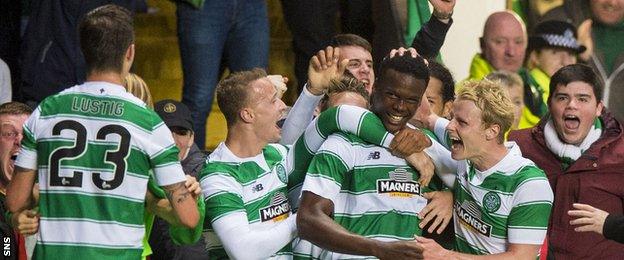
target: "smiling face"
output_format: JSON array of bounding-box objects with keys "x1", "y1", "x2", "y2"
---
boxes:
[
  {"x1": 549, "y1": 81, "x2": 603, "y2": 145},
  {"x1": 371, "y1": 69, "x2": 427, "y2": 133},
  {"x1": 0, "y1": 114, "x2": 29, "y2": 184},
  {"x1": 341, "y1": 45, "x2": 375, "y2": 93},
  {"x1": 482, "y1": 12, "x2": 527, "y2": 72},
  {"x1": 249, "y1": 78, "x2": 287, "y2": 143}
]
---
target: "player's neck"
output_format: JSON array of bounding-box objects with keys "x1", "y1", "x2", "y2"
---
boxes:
[
  {"x1": 470, "y1": 143, "x2": 508, "y2": 172},
  {"x1": 86, "y1": 71, "x2": 125, "y2": 87},
  {"x1": 224, "y1": 125, "x2": 266, "y2": 158}
]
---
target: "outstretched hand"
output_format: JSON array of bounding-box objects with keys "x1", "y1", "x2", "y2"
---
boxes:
[{"x1": 307, "y1": 46, "x2": 349, "y2": 95}]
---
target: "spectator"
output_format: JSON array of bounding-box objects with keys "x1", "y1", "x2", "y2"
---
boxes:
[
  {"x1": 149, "y1": 99, "x2": 208, "y2": 260},
  {"x1": 175, "y1": 0, "x2": 269, "y2": 149},
  {"x1": 0, "y1": 59, "x2": 10, "y2": 103},
  {"x1": 542, "y1": 0, "x2": 624, "y2": 122},
  {"x1": 19, "y1": 0, "x2": 136, "y2": 105},
  {"x1": 0, "y1": 102, "x2": 32, "y2": 260},
  {"x1": 467, "y1": 11, "x2": 527, "y2": 80},
  {"x1": 485, "y1": 71, "x2": 525, "y2": 130},
  {"x1": 569, "y1": 203, "x2": 624, "y2": 244},
  {"x1": 509, "y1": 64, "x2": 624, "y2": 258},
  {"x1": 6, "y1": 5, "x2": 199, "y2": 259},
  {"x1": 124, "y1": 73, "x2": 153, "y2": 108},
  {"x1": 519, "y1": 20, "x2": 584, "y2": 128},
  {"x1": 282, "y1": 0, "x2": 455, "y2": 92}
]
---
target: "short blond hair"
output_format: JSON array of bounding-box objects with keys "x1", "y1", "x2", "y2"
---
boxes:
[
  {"x1": 124, "y1": 73, "x2": 153, "y2": 108},
  {"x1": 216, "y1": 68, "x2": 267, "y2": 126},
  {"x1": 456, "y1": 79, "x2": 515, "y2": 143}
]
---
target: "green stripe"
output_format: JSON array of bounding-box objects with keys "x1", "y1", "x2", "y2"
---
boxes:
[
  {"x1": 205, "y1": 192, "x2": 245, "y2": 223},
  {"x1": 454, "y1": 234, "x2": 489, "y2": 255},
  {"x1": 21, "y1": 124, "x2": 36, "y2": 150},
  {"x1": 34, "y1": 243, "x2": 142, "y2": 260},
  {"x1": 508, "y1": 203, "x2": 552, "y2": 228},
  {"x1": 334, "y1": 211, "x2": 423, "y2": 238},
  {"x1": 39, "y1": 193, "x2": 145, "y2": 225}
]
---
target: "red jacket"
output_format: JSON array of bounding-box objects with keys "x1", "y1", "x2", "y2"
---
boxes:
[{"x1": 509, "y1": 111, "x2": 624, "y2": 259}]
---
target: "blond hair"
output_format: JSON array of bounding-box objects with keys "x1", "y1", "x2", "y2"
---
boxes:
[
  {"x1": 124, "y1": 73, "x2": 153, "y2": 108},
  {"x1": 456, "y1": 79, "x2": 515, "y2": 143}
]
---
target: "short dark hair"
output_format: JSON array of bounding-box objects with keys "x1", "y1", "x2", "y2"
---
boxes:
[
  {"x1": 428, "y1": 60, "x2": 455, "y2": 103},
  {"x1": 216, "y1": 68, "x2": 267, "y2": 126},
  {"x1": 548, "y1": 64, "x2": 603, "y2": 104},
  {"x1": 330, "y1": 34, "x2": 372, "y2": 53},
  {"x1": 0, "y1": 102, "x2": 33, "y2": 116},
  {"x1": 377, "y1": 55, "x2": 430, "y2": 88},
  {"x1": 79, "y1": 5, "x2": 134, "y2": 74}
]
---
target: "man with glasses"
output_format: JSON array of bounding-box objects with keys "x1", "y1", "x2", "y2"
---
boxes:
[{"x1": 0, "y1": 102, "x2": 33, "y2": 259}]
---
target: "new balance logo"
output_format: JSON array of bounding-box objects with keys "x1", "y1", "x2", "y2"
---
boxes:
[
  {"x1": 367, "y1": 151, "x2": 381, "y2": 160},
  {"x1": 252, "y1": 183, "x2": 264, "y2": 193}
]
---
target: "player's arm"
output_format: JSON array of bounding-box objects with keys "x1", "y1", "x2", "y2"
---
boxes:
[
  {"x1": 162, "y1": 181, "x2": 199, "y2": 228},
  {"x1": 147, "y1": 175, "x2": 202, "y2": 226},
  {"x1": 297, "y1": 192, "x2": 424, "y2": 258},
  {"x1": 6, "y1": 166, "x2": 37, "y2": 213},
  {"x1": 416, "y1": 237, "x2": 541, "y2": 260}
]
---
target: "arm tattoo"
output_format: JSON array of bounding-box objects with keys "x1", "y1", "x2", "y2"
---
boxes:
[{"x1": 162, "y1": 181, "x2": 190, "y2": 204}]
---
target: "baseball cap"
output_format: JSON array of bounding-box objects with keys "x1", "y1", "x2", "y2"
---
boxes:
[
  {"x1": 154, "y1": 99, "x2": 194, "y2": 131},
  {"x1": 529, "y1": 20, "x2": 586, "y2": 54}
]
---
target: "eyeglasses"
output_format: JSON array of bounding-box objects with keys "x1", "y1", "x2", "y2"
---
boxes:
[{"x1": 0, "y1": 131, "x2": 22, "y2": 139}]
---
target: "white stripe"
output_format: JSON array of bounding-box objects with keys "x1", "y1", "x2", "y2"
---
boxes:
[
  {"x1": 153, "y1": 163, "x2": 186, "y2": 186},
  {"x1": 512, "y1": 178, "x2": 553, "y2": 206},
  {"x1": 14, "y1": 148, "x2": 38, "y2": 170},
  {"x1": 38, "y1": 168, "x2": 148, "y2": 202},
  {"x1": 508, "y1": 228, "x2": 547, "y2": 245},
  {"x1": 38, "y1": 218, "x2": 144, "y2": 248},
  {"x1": 333, "y1": 192, "x2": 427, "y2": 216},
  {"x1": 201, "y1": 173, "x2": 243, "y2": 199},
  {"x1": 336, "y1": 105, "x2": 365, "y2": 135},
  {"x1": 302, "y1": 175, "x2": 342, "y2": 202}
]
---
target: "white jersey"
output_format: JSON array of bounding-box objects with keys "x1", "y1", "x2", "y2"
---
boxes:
[{"x1": 15, "y1": 82, "x2": 186, "y2": 259}]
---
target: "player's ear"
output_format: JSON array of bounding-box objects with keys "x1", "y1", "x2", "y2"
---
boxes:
[{"x1": 240, "y1": 107, "x2": 254, "y2": 123}]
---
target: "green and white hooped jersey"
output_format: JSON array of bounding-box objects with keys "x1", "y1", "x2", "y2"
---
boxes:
[
  {"x1": 294, "y1": 132, "x2": 445, "y2": 259},
  {"x1": 200, "y1": 143, "x2": 294, "y2": 259},
  {"x1": 15, "y1": 82, "x2": 186, "y2": 260},
  {"x1": 453, "y1": 143, "x2": 553, "y2": 255}
]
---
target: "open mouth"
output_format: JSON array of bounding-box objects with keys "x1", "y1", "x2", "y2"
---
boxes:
[
  {"x1": 450, "y1": 136, "x2": 463, "y2": 151},
  {"x1": 563, "y1": 115, "x2": 580, "y2": 130}
]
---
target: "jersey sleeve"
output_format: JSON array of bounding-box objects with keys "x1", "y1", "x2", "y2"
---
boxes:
[
  {"x1": 147, "y1": 120, "x2": 186, "y2": 186},
  {"x1": 14, "y1": 107, "x2": 40, "y2": 170},
  {"x1": 507, "y1": 170, "x2": 554, "y2": 245},
  {"x1": 200, "y1": 170, "x2": 246, "y2": 223},
  {"x1": 301, "y1": 135, "x2": 355, "y2": 203}
]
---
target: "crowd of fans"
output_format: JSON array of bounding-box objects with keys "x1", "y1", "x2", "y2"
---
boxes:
[{"x1": 1, "y1": 0, "x2": 624, "y2": 259}]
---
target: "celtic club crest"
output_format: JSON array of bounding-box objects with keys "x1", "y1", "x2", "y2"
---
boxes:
[
  {"x1": 276, "y1": 163, "x2": 287, "y2": 184},
  {"x1": 483, "y1": 191, "x2": 501, "y2": 213}
]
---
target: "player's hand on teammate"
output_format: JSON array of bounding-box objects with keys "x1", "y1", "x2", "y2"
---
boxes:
[
  {"x1": 184, "y1": 175, "x2": 201, "y2": 201},
  {"x1": 568, "y1": 203, "x2": 609, "y2": 235},
  {"x1": 372, "y1": 240, "x2": 424, "y2": 260},
  {"x1": 405, "y1": 152, "x2": 435, "y2": 187},
  {"x1": 307, "y1": 46, "x2": 349, "y2": 95},
  {"x1": 415, "y1": 236, "x2": 451, "y2": 259},
  {"x1": 13, "y1": 209, "x2": 39, "y2": 236},
  {"x1": 390, "y1": 128, "x2": 432, "y2": 158},
  {"x1": 418, "y1": 191, "x2": 453, "y2": 234}
]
